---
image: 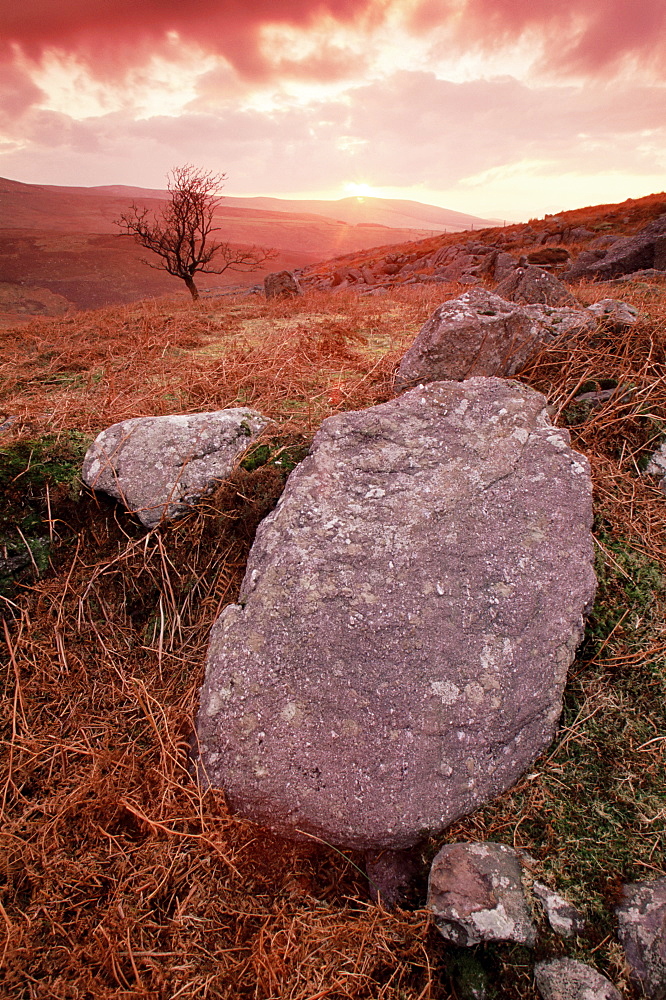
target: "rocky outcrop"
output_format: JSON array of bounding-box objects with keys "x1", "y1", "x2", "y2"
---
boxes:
[
  {"x1": 564, "y1": 215, "x2": 666, "y2": 281},
  {"x1": 495, "y1": 266, "x2": 579, "y2": 307},
  {"x1": 616, "y1": 878, "x2": 666, "y2": 1000},
  {"x1": 264, "y1": 270, "x2": 302, "y2": 298},
  {"x1": 534, "y1": 959, "x2": 622, "y2": 1000},
  {"x1": 427, "y1": 842, "x2": 537, "y2": 946},
  {"x1": 196, "y1": 378, "x2": 595, "y2": 850},
  {"x1": 82, "y1": 410, "x2": 268, "y2": 528},
  {"x1": 395, "y1": 289, "x2": 595, "y2": 388}
]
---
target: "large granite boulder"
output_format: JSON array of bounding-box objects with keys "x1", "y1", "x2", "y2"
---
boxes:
[
  {"x1": 395, "y1": 290, "x2": 595, "y2": 388},
  {"x1": 196, "y1": 379, "x2": 596, "y2": 850},
  {"x1": 83, "y1": 409, "x2": 268, "y2": 528},
  {"x1": 616, "y1": 878, "x2": 666, "y2": 999}
]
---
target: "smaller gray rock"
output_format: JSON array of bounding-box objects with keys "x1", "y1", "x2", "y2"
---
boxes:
[
  {"x1": 427, "y1": 842, "x2": 537, "y2": 946},
  {"x1": 495, "y1": 265, "x2": 579, "y2": 307},
  {"x1": 586, "y1": 298, "x2": 638, "y2": 332},
  {"x1": 532, "y1": 881, "x2": 585, "y2": 936},
  {"x1": 535, "y1": 959, "x2": 622, "y2": 1000},
  {"x1": 395, "y1": 289, "x2": 595, "y2": 387},
  {"x1": 264, "y1": 270, "x2": 302, "y2": 298},
  {"x1": 616, "y1": 878, "x2": 666, "y2": 999},
  {"x1": 83, "y1": 409, "x2": 268, "y2": 528}
]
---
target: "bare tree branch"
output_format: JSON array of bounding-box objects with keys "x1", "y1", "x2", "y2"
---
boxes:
[{"x1": 115, "y1": 165, "x2": 277, "y2": 301}]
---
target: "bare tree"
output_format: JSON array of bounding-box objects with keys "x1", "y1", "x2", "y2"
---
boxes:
[{"x1": 115, "y1": 165, "x2": 276, "y2": 301}]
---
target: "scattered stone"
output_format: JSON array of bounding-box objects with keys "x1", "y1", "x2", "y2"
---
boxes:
[
  {"x1": 567, "y1": 227, "x2": 597, "y2": 242},
  {"x1": 527, "y1": 248, "x2": 571, "y2": 267},
  {"x1": 264, "y1": 270, "x2": 302, "y2": 298},
  {"x1": 83, "y1": 410, "x2": 268, "y2": 529},
  {"x1": 616, "y1": 268, "x2": 666, "y2": 284},
  {"x1": 646, "y1": 441, "x2": 666, "y2": 492},
  {"x1": 586, "y1": 298, "x2": 638, "y2": 332},
  {"x1": 532, "y1": 881, "x2": 586, "y2": 937},
  {"x1": 196, "y1": 378, "x2": 596, "y2": 850},
  {"x1": 576, "y1": 215, "x2": 666, "y2": 280},
  {"x1": 534, "y1": 959, "x2": 622, "y2": 1000},
  {"x1": 427, "y1": 842, "x2": 537, "y2": 946},
  {"x1": 563, "y1": 250, "x2": 608, "y2": 280},
  {"x1": 395, "y1": 289, "x2": 595, "y2": 388},
  {"x1": 616, "y1": 878, "x2": 666, "y2": 999},
  {"x1": 492, "y1": 252, "x2": 518, "y2": 281},
  {"x1": 495, "y1": 265, "x2": 579, "y2": 307},
  {"x1": 0, "y1": 415, "x2": 19, "y2": 434}
]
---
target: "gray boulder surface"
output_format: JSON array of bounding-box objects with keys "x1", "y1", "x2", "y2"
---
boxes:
[
  {"x1": 83, "y1": 409, "x2": 268, "y2": 529},
  {"x1": 535, "y1": 959, "x2": 622, "y2": 1000},
  {"x1": 427, "y1": 842, "x2": 537, "y2": 946},
  {"x1": 495, "y1": 265, "x2": 579, "y2": 307},
  {"x1": 616, "y1": 878, "x2": 666, "y2": 999},
  {"x1": 264, "y1": 270, "x2": 302, "y2": 298},
  {"x1": 395, "y1": 289, "x2": 595, "y2": 388},
  {"x1": 196, "y1": 378, "x2": 596, "y2": 850}
]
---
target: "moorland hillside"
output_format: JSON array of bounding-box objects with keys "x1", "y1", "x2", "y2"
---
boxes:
[{"x1": 0, "y1": 177, "x2": 494, "y2": 320}]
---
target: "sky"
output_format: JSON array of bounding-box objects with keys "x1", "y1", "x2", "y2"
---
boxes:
[{"x1": 1, "y1": 1, "x2": 665, "y2": 221}]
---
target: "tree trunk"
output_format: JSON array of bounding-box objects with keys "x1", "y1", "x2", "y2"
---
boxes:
[{"x1": 183, "y1": 275, "x2": 199, "y2": 301}]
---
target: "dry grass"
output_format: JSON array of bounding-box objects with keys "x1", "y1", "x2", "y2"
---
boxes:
[{"x1": 1, "y1": 277, "x2": 666, "y2": 998}]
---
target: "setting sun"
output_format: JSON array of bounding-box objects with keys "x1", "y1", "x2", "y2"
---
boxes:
[{"x1": 343, "y1": 182, "x2": 378, "y2": 199}]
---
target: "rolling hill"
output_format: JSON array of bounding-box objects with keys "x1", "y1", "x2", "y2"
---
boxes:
[{"x1": 0, "y1": 177, "x2": 497, "y2": 318}]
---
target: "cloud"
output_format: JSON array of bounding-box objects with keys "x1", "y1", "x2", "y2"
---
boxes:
[
  {"x1": 0, "y1": 63, "x2": 45, "y2": 123},
  {"x1": 0, "y1": 1, "x2": 379, "y2": 82},
  {"x1": 414, "y1": 0, "x2": 666, "y2": 79},
  {"x1": 2, "y1": 69, "x2": 664, "y2": 198},
  {"x1": 4, "y1": 0, "x2": 666, "y2": 91}
]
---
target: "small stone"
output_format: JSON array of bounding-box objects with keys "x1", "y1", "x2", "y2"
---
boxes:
[
  {"x1": 427, "y1": 841, "x2": 537, "y2": 946},
  {"x1": 646, "y1": 442, "x2": 666, "y2": 492},
  {"x1": 264, "y1": 270, "x2": 302, "y2": 298},
  {"x1": 532, "y1": 881, "x2": 585, "y2": 936},
  {"x1": 616, "y1": 878, "x2": 666, "y2": 1000},
  {"x1": 586, "y1": 298, "x2": 638, "y2": 332},
  {"x1": 535, "y1": 959, "x2": 622, "y2": 1000}
]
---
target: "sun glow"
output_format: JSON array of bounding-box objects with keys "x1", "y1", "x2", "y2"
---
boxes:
[{"x1": 343, "y1": 182, "x2": 378, "y2": 198}]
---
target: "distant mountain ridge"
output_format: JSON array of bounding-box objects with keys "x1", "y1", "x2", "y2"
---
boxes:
[
  {"x1": 0, "y1": 177, "x2": 499, "y2": 234},
  {"x1": 1, "y1": 175, "x2": 499, "y2": 315}
]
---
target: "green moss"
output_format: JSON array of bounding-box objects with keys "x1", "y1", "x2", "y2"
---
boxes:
[
  {"x1": 0, "y1": 431, "x2": 91, "y2": 593},
  {"x1": 240, "y1": 439, "x2": 309, "y2": 473}
]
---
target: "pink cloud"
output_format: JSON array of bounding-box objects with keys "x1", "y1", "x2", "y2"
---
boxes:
[
  {"x1": 0, "y1": 0, "x2": 375, "y2": 81},
  {"x1": 3, "y1": 1, "x2": 665, "y2": 87},
  {"x1": 416, "y1": 0, "x2": 666, "y2": 77}
]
